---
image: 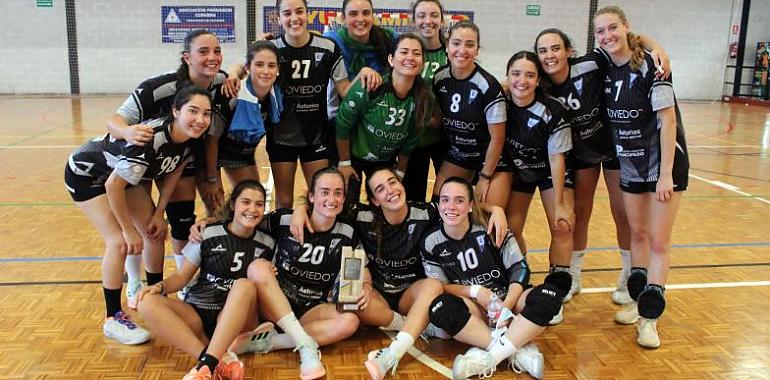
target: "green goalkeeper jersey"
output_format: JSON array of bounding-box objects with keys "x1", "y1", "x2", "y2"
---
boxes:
[{"x1": 336, "y1": 79, "x2": 420, "y2": 162}]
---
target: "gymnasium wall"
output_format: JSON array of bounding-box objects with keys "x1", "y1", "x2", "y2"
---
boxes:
[{"x1": 2, "y1": 0, "x2": 765, "y2": 100}]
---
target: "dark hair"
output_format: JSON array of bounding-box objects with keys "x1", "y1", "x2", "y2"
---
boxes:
[
  {"x1": 364, "y1": 166, "x2": 402, "y2": 259},
  {"x1": 388, "y1": 33, "x2": 430, "y2": 134},
  {"x1": 276, "y1": 0, "x2": 308, "y2": 9},
  {"x1": 342, "y1": 0, "x2": 395, "y2": 69},
  {"x1": 411, "y1": 0, "x2": 447, "y2": 46},
  {"x1": 534, "y1": 28, "x2": 575, "y2": 56},
  {"x1": 505, "y1": 50, "x2": 548, "y2": 95},
  {"x1": 448, "y1": 20, "x2": 480, "y2": 47},
  {"x1": 216, "y1": 179, "x2": 267, "y2": 222},
  {"x1": 439, "y1": 176, "x2": 487, "y2": 227},
  {"x1": 302, "y1": 167, "x2": 345, "y2": 215},
  {"x1": 173, "y1": 85, "x2": 212, "y2": 114},
  {"x1": 595, "y1": 6, "x2": 644, "y2": 71},
  {"x1": 176, "y1": 29, "x2": 218, "y2": 88},
  {"x1": 246, "y1": 40, "x2": 279, "y2": 66}
]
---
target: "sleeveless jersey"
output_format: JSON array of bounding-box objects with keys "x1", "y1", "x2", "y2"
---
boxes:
[
  {"x1": 432, "y1": 64, "x2": 506, "y2": 165},
  {"x1": 349, "y1": 201, "x2": 439, "y2": 294},
  {"x1": 67, "y1": 118, "x2": 190, "y2": 186},
  {"x1": 421, "y1": 224, "x2": 529, "y2": 298},
  {"x1": 336, "y1": 79, "x2": 420, "y2": 162},
  {"x1": 266, "y1": 209, "x2": 358, "y2": 305},
  {"x1": 503, "y1": 96, "x2": 572, "y2": 182},
  {"x1": 272, "y1": 34, "x2": 347, "y2": 146},
  {"x1": 603, "y1": 52, "x2": 689, "y2": 184},
  {"x1": 183, "y1": 221, "x2": 275, "y2": 310}
]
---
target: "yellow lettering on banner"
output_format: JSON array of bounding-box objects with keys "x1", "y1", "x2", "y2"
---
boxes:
[
  {"x1": 308, "y1": 10, "x2": 319, "y2": 24},
  {"x1": 379, "y1": 17, "x2": 405, "y2": 27}
]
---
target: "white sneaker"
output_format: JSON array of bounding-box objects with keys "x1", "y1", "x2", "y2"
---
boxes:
[
  {"x1": 365, "y1": 347, "x2": 400, "y2": 380},
  {"x1": 548, "y1": 305, "x2": 564, "y2": 325},
  {"x1": 295, "y1": 341, "x2": 326, "y2": 380},
  {"x1": 103, "y1": 311, "x2": 151, "y2": 345},
  {"x1": 452, "y1": 347, "x2": 495, "y2": 380},
  {"x1": 562, "y1": 275, "x2": 581, "y2": 303},
  {"x1": 423, "y1": 323, "x2": 452, "y2": 340},
  {"x1": 125, "y1": 281, "x2": 142, "y2": 310},
  {"x1": 611, "y1": 286, "x2": 633, "y2": 305},
  {"x1": 615, "y1": 302, "x2": 640, "y2": 325},
  {"x1": 509, "y1": 343, "x2": 544, "y2": 379},
  {"x1": 228, "y1": 322, "x2": 275, "y2": 355},
  {"x1": 636, "y1": 318, "x2": 661, "y2": 348},
  {"x1": 178, "y1": 276, "x2": 198, "y2": 301}
]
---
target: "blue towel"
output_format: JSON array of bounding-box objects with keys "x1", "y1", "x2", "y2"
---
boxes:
[{"x1": 228, "y1": 78, "x2": 283, "y2": 144}]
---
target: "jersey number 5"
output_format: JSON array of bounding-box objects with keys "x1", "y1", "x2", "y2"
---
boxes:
[{"x1": 231, "y1": 251, "x2": 245, "y2": 272}]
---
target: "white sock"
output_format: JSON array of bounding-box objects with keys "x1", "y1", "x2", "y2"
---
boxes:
[
  {"x1": 620, "y1": 249, "x2": 631, "y2": 274},
  {"x1": 570, "y1": 250, "x2": 586, "y2": 276},
  {"x1": 489, "y1": 336, "x2": 517, "y2": 366},
  {"x1": 276, "y1": 313, "x2": 315, "y2": 347},
  {"x1": 125, "y1": 255, "x2": 142, "y2": 284},
  {"x1": 174, "y1": 253, "x2": 185, "y2": 270},
  {"x1": 388, "y1": 332, "x2": 414, "y2": 359},
  {"x1": 382, "y1": 312, "x2": 406, "y2": 331},
  {"x1": 271, "y1": 333, "x2": 296, "y2": 350}
]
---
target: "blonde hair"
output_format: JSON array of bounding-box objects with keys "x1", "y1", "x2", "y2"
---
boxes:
[{"x1": 595, "y1": 6, "x2": 644, "y2": 72}]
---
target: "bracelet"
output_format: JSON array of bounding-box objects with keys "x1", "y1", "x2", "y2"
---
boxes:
[
  {"x1": 338, "y1": 160, "x2": 352, "y2": 167},
  {"x1": 469, "y1": 284, "x2": 481, "y2": 299},
  {"x1": 206, "y1": 175, "x2": 218, "y2": 183},
  {"x1": 158, "y1": 281, "x2": 166, "y2": 296},
  {"x1": 478, "y1": 172, "x2": 492, "y2": 180}
]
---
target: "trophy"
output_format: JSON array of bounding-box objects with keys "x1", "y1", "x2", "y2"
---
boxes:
[{"x1": 336, "y1": 246, "x2": 366, "y2": 310}]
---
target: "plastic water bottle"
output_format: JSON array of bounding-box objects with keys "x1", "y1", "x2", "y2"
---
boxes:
[{"x1": 487, "y1": 294, "x2": 503, "y2": 328}]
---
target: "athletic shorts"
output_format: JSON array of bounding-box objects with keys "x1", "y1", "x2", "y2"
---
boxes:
[
  {"x1": 620, "y1": 172, "x2": 689, "y2": 194},
  {"x1": 182, "y1": 161, "x2": 197, "y2": 178},
  {"x1": 379, "y1": 289, "x2": 407, "y2": 312},
  {"x1": 288, "y1": 298, "x2": 323, "y2": 319},
  {"x1": 191, "y1": 304, "x2": 222, "y2": 339},
  {"x1": 512, "y1": 169, "x2": 576, "y2": 194},
  {"x1": 443, "y1": 153, "x2": 484, "y2": 172},
  {"x1": 64, "y1": 164, "x2": 109, "y2": 202},
  {"x1": 218, "y1": 143, "x2": 257, "y2": 169},
  {"x1": 567, "y1": 155, "x2": 620, "y2": 171},
  {"x1": 266, "y1": 140, "x2": 331, "y2": 163}
]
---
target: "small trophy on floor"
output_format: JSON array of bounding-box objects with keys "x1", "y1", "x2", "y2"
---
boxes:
[{"x1": 336, "y1": 246, "x2": 366, "y2": 311}]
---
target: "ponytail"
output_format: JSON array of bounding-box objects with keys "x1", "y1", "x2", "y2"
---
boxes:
[{"x1": 627, "y1": 32, "x2": 645, "y2": 72}]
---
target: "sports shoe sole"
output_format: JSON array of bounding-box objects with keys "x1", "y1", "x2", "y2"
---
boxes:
[
  {"x1": 228, "y1": 321, "x2": 274, "y2": 354},
  {"x1": 103, "y1": 328, "x2": 150, "y2": 345}
]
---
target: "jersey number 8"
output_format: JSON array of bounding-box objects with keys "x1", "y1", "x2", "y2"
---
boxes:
[{"x1": 450, "y1": 93, "x2": 462, "y2": 113}]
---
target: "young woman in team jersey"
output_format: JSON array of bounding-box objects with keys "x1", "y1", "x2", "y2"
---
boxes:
[
  {"x1": 485, "y1": 52, "x2": 575, "y2": 323},
  {"x1": 106, "y1": 29, "x2": 232, "y2": 307},
  {"x1": 289, "y1": 167, "x2": 509, "y2": 379},
  {"x1": 594, "y1": 6, "x2": 689, "y2": 349},
  {"x1": 421, "y1": 177, "x2": 563, "y2": 380},
  {"x1": 201, "y1": 41, "x2": 280, "y2": 214},
  {"x1": 431, "y1": 21, "x2": 506, "y2": 204},
  {"x1": 402, "y1": 0, "x2": 449, "y2": 202},
  {"x1": 64, "y1": 87, "x2": 211, "y2": 346},
  {"x1": 137, "y1": 180, "x2": 275, "y2": 380},
  {"x1": 336, "y1": 33, "x2": 430, "y2": 196},
  {"x1": 534, "y1": 28, "x2": 670, "y2": 304}
]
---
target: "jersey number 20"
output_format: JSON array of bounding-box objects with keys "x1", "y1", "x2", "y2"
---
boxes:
[{"x1": 299, "y1": 244, "x2": 325, "y2": 265}]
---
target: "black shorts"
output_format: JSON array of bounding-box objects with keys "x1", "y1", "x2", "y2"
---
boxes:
[
  {"x1": 218, "y1": 144, "x2": 257, "y2": 169},
  {"x1": 568, "y1": 155, "x2": 620, "y2": 171},
  {"x1": 620, "y1": 172, "x2": 689, "y2": 194},
  {"x1": 288, "y1": 298, "x2": 323, "y2": 319},
  {"x1": 379, "y1": 289, "x2": 407, "y2": 312},
  {"x1": 64, "y1": 164, "x2": 108, "y2": 202},
  {"x1": 191, "y1": 304, "x2": 222, "y2": 339},
  {"x1": 512, "y1": 169, "x2": 576, "y2": 194},
  {"x1": 182, "y1": 161, "x2": 197, "y2": 178},
  {"x1": 266, "y1": 140, "x2": 331, "y2": 163},
  {"x1": 443, "y1": 152, "x2": 484, "y2": 172}
]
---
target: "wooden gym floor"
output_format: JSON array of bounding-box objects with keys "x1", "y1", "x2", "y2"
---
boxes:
[{"x1": 0, "y1": 96, "x2": 768, "y2": 379}]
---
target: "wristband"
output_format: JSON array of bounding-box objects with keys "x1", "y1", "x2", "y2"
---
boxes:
[
  {"x1": 478, "y1": 172, "x2": 492, "y2": 180},
  {"x1": 469, "y1": 284, "x2": 481, "y2": 299},
  {"x1": 338, "y1": 160, "x2": 352, "y2": 167}
]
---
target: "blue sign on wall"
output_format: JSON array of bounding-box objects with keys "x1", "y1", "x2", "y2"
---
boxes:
[{"x1": 162, "y1": 6, "x2": 235, "y2": 44}]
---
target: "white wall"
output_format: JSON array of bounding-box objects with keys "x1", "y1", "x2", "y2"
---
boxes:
[{"x1": 3, "y1": 0, "x2": 767, "y2": 100}]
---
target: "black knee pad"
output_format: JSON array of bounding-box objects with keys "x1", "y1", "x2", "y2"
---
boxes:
[
  {"x1": 521, "y1": 284, "x2": 562, "y2": 327},
  {"x1": 544, "y1": 269, "x2": 572, "y2": 300},
  {"x1": 627, "y1": 267, "x2": 648, "y2": 301},
  {"x1": 166, "y1": 201, "x2": 196, "y2": 241},
  {"x1": 428, "y1": 294, "x2": 471, "y2": 336},
  {"x1": 638, "y1": 284, "x2": 666, "y2": 319}
]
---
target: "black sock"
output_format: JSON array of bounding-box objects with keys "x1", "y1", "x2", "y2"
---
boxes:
[
  {"x1": 146, "y1": 271, "x2": 164, "y2": 286},
  {"x1": 103, "y1": 287, "x2": 122, "y2": 318},
  {"x1": 197, "y1": 353, "x2": 219, "y2": 371}
]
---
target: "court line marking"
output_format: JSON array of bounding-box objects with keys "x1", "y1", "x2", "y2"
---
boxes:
[
  {"x1": 0, "y1": 145, "x2": 78, "y2": 149},
  {"x1": 3, "y1": 241, "x2": 769, "y2": 263},
  {"x1": 381, "y1": 280, "x2": 770, "y2": 379},
  {"x1": 689, "y1": 174, "x2": 770, "y2": 205}
]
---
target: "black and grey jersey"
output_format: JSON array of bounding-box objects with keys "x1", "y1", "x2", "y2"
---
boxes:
[
  {"x1": 432, "y1": 65, "x2": 507, "y2": 164},
  {"x1": 265, "y1": 209, "x2": 358, "y2": 305},
  {"x1": 420, "y1": 224, "x2": 529, "y2": 298},
  {"x1": 603, "y1": 52, "x2": 689, "y2": 184},
  {"x1": 66, "y1": 118, "x2": 191, "y2": 186},
  {"x1": 550, "y1": 48, "x2": 615, "y2": 164},
  {"x1": 504, "y1": 96, "x2": 572, "y2": 183},
  {"x1": 350, "y1": 201, "x2": 440, "y2": 294},
  {"x1": 272, "y1": 34, "x2": 347, "y2": 146},
  {"x1": 183, "y1": 221, "x2": 275, "y2": 310}
]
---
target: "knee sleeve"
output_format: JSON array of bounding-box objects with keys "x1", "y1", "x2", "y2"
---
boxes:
[
  {"x1": 428, "y1": 294, "x2": 471, "y2": 336},
  {"x1": 521, "y1": 284, "x2": 563, "y2": 327},
  {"x1": 166, "y1": 201, "x2": 196, "y2": 241},
  {"x1": 627, "y1": 267, "x2": 648, "y2": 301},
  {"x1": 638, "y1": 284, "x2": 666, "y2": 319},
  {"x1": 544, "y1": 269, "x2": 572, "y2": 300}
]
